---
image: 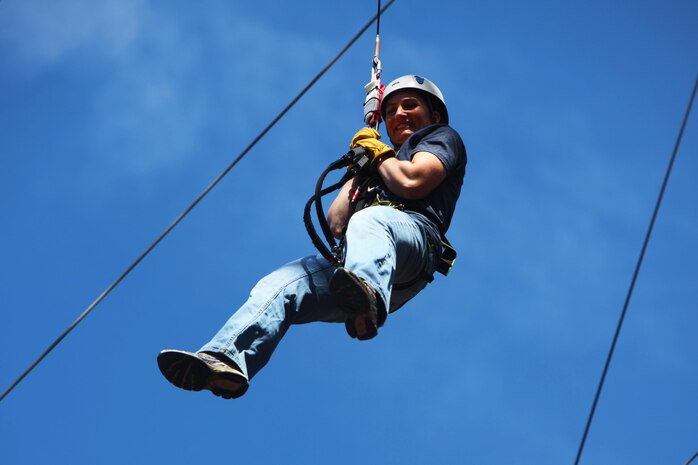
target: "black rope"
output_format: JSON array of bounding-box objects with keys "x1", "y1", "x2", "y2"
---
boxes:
[
  {"x1": 573, "y1": 72, "x2": 698, "y2": 464},
  {"x1": 0, "y1": 0, "x2": 396, "y2": 404},
  {"x1": 303, "y1": 155, "x2": 354, "y2": 264},
  {"x1": 685, "y1": 451, "x2": 698, "y2": 465}
]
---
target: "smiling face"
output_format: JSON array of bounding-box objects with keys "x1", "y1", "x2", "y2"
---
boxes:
[{"x1": 383, "y1": 89, "x2": 441, "y2": 146}]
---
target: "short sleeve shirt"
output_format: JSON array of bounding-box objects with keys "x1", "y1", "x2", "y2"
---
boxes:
[{"x1": 381, "y1": 124, "x2": 467, "y2": 234}]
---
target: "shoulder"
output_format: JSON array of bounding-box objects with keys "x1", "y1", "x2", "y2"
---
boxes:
[{"x1": 406, "y1": 124, "x2": 466, "y2": 170}]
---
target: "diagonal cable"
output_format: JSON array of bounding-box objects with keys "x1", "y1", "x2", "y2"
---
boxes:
[
  {"x1": 685, "y1": 451, "x2": 698, "y2": 465},
  {"x1": 0, "y1": 0, "x2": 395, "y2": 404},
  {"x1": 574, "y1": 72, "x2": 698, "y2": 464}
]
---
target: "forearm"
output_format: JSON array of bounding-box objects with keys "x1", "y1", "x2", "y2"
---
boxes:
[
  {"x1": 327, "y1": 178, "x2": 358, "y2": 239},
  {"x1": 375, "y1": 151, "x2": 446, "y2": 200}
]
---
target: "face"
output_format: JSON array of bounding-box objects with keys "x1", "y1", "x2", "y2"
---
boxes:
[{"x1": 383, "y1": 90, "x2": 441, "y2": 145}]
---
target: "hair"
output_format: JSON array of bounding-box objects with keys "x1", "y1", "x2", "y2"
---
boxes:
[{"x1": 422, "y1": 93, "x2": 446, "y2": 124}]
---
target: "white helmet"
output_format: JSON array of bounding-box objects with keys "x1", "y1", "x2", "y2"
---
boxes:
[{"x1": 381, "y1": 75, "x2": 449, "y2": 124}]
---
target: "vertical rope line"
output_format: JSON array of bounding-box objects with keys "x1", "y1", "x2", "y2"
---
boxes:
[{"x1": 573, "y1": 72, "x2": 698, "y2": 464}]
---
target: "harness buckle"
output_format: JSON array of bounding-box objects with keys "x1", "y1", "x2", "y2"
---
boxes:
[{"x1": 435, "y1": 237, "x2": 457, "y2": 276}]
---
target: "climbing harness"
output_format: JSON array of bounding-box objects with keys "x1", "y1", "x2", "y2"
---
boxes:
[
  {"x1": 303, "y1": 153, "x2": 457, "y2": 285},
  {"x1": 345, "y1": 173, "x2": 457, "y2": 278}
]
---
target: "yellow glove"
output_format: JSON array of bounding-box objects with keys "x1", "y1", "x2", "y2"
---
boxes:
[
  {"x1": 349, "y1": 128, "x2": 395, "y2": 167},
  {"x1": 350, "y1": 128, "x2": 381, "y2": 148}
]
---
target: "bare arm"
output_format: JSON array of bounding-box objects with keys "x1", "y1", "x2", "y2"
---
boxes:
[
  {"x1": 326, "y1": 151, "x2": 446, "y2": 237},
  {"x1": 374, "y1": 151, "x2": 447, "y2": 200},
  {"x1": 327, "y1": 177, "x2": 360, "y2": 239}
]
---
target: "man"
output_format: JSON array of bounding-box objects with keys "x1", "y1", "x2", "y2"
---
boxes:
[{"x1": 157, "y1": 75, "x2": 467, "y2": 399}]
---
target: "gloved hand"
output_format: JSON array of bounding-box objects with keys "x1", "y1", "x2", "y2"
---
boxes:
[{"x1": 349, "y1": 128, "x2": 395, "y2": 167}]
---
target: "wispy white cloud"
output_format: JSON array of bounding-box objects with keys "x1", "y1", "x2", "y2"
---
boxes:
[
  {"x1": 1, "y1": 0, "x2": 143, "y2": 67},
  {"x1": 1, "y1": 1, "x2": 345, "y2": 178}
]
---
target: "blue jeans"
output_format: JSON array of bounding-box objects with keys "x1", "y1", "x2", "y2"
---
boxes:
[{"x1": 199, "y1": 206, "x2": 439, "y2": 380}]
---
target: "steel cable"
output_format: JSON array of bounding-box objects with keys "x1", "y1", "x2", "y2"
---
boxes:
[{"x1": 573, "y1": 73, "x2": 698, "y2": 464}]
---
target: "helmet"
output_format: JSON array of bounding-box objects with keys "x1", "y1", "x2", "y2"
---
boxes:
[{"x1": 380, "y1": 75, "x2": 449, "y2": 124}]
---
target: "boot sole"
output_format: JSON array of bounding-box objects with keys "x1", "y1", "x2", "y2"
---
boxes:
[
  {"x1": 157, "y1": 349, "x2": 248, "y2": 398},
  {"x1": 329, "y1": 268, "x2": 373, "y2": 315}
]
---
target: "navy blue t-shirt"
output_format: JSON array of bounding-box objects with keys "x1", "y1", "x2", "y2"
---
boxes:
[{"x1": 380, "y1": 124, "x2": 467, "y2": 235}]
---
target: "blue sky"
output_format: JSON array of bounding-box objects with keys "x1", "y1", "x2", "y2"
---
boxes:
[{"x1": 1, "y1": 1, "x2": 697, "y2": 464}]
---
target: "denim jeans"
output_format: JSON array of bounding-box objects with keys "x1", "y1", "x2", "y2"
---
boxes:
[{"x1": 199, "y1": 206, "x2": 439, "y2": 380}]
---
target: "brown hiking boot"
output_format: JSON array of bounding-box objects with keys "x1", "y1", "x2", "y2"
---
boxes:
[
  {"x1": 329, "y1": 268, "x2": 385, "y2": 340},
  {"x1": 157, "y1": 349, "x2": 249, "y2": 399}
]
